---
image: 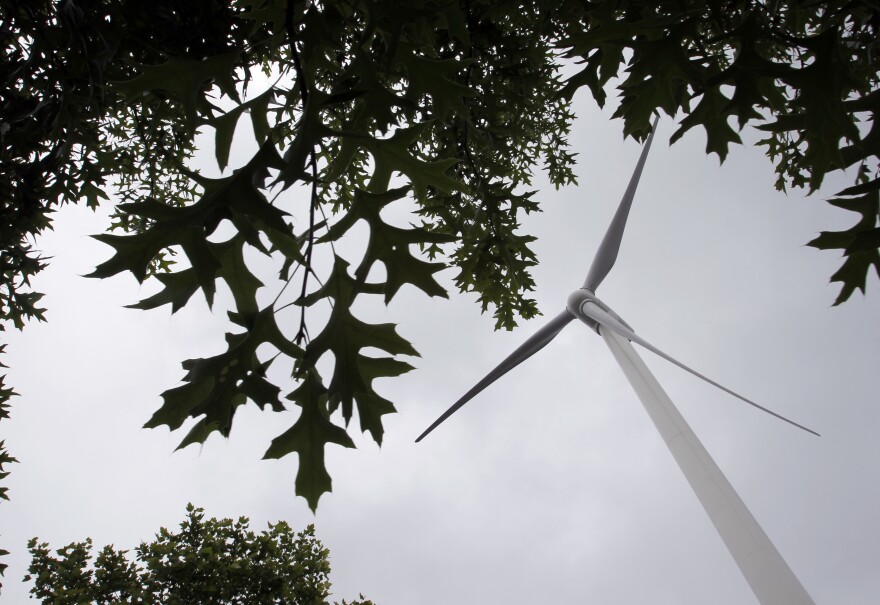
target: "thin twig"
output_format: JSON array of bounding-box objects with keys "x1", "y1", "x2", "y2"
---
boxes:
[
  {"x1": 315, "y1": 193, "x2": 338, "y2": 260},
  {"x1": 272, "y1": 261, "x2": 302, "y2": 307},
  {"x1": 284, "y1": 0, "x2": 320, "y2": 346},
  {"x1": 294, "y1": 152, "x2": 319, "y2": 345},
  {"x1": 285, "y1": 0, "x2": 309, "y2": 107}
]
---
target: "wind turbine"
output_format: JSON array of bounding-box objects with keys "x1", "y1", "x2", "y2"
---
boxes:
[{"x1": 416, "y1": 116, "x2": 818, "y2": 605}]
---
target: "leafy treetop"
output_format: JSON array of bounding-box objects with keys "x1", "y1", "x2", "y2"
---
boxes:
[
  {"x1": 25, "y1": 503, "x2": 374, "y2": 604},
  {"x1": 1, "y1": 0, "x2": 877, "y2": 511}
]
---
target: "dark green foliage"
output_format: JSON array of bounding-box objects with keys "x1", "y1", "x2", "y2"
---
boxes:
[
  {"x1": 25, "y1": 504, "x2": 375, "y2": 604},
  {"x1": 563, "y1": 2, "x2": 880, "y2": 298},
  {"x1": 0, "y1": 350, "x2": 16, "y2": 507},
  {"x1": 1, "y1": 0, "x2": 877, "y2": 515},
  {"x1": 808, "y1": 179, "x2": 880, "y2": 304},
  {"x1": 0, "y1": 345, "x2": 17, "y2": 584}
]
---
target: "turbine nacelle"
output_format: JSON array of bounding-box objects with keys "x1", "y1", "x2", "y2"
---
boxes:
[{"x1": 566, "y1": 289, "x2": 632, "y2": 334}]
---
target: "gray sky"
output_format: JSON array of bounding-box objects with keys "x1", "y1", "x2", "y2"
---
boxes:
[{"x1": 1, "y1": 95, "x2": 878, "y2": 604}]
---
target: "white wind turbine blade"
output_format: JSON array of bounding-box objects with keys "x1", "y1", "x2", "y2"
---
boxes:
[
  {"x1": 583, "y1": 115, "x2": 659, "y2": 292},
  {"x1": 600, "y1": 327, "x2": 816, "y2": 605},
  {"x1": 579, "y1": 302, "x2": 819, "y2": 436},
  {"x1": 416, "y1": 310, "x2": 574, "y2": 442}
]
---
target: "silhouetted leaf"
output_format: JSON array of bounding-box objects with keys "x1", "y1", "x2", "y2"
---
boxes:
[
  {"x1": 263, "y1": 372, "x2": 355, "y2": 511},
  {"x1": 808, "y1": 186, "x2": 880, "y2": 304}
]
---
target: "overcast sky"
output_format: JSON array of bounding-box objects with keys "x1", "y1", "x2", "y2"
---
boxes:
[{"x1": 2, "y1": 93, "x2": 878, "y2": 604}]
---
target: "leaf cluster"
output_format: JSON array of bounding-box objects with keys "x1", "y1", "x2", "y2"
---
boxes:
[
  {"x1": 25, "y1": 504, "x2": 374, "y2": 604},
  {"x1": 562, "y1": 0, "x2": 879, "y2": 299},
  {"x1": 0, "y1": 0, "x2": 270, "y2": 326},
  {"x1": 0, "y1": 337, "x2": 17, "y2": 585},
  {"x1": 77, "y1": 0, "x2": 582, "y2": 510}
]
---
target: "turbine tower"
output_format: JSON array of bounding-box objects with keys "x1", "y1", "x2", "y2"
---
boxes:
[{"x1": 417, "y1": 116, "x2": 817, "y2": 605}]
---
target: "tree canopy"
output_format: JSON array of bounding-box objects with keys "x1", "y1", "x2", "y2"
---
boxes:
[
  {"x1": 25, "y1": 504, "x2": 374, "y2": 604},
  {"x1": 1, "y1": 0, "x2": 877, "y2": 514}
]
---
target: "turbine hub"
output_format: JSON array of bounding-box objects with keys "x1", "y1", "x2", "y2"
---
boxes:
[{"x1": 566, "y1": 289, "x2": 633, "y2": 334}]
